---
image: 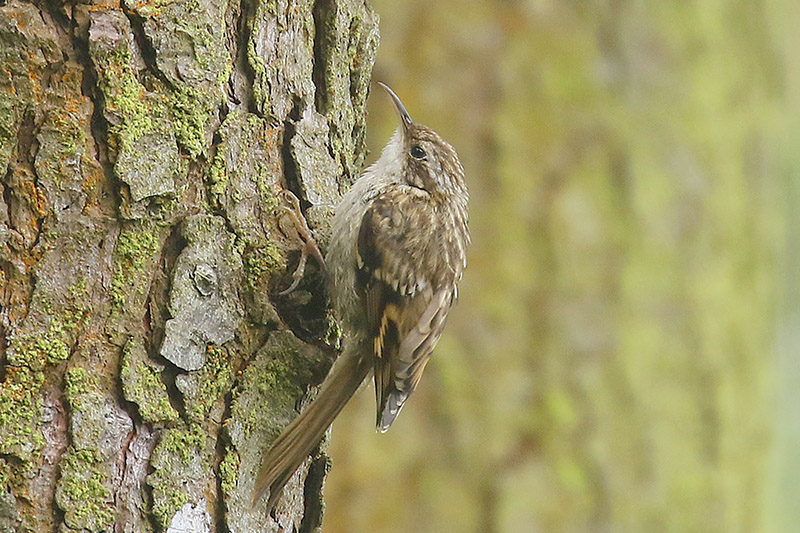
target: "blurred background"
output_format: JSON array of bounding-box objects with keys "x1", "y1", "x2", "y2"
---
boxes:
[{"x1": 323, "y1": 1, "x2": 799, "y2": 531}]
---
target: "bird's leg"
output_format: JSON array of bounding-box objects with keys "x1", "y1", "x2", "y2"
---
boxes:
[{"x1": 277, "y1": 190, "x2": 326, "y2": 295}]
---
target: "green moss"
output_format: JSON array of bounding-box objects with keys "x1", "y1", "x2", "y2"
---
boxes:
[
  {"x1": 257, "y1": 357, "x2": 293, "y2": 395},
  {"x1": 116, "y1": 225, "x2": 159, "y2": 265},
  {"x1": 93, "y1": 40, "x2": 182, "y2": 208},
  {"x1": 110, "y1": 224, "x2": 160, "y2": 309},
  {"x1": 176, "y1": 4, "x2": 223, "y2": 71},
  {"x1": 252, "y1": 169, "x2": 280, "y2": 211},
  {"x1": 0, "y1": 303, "x2": 90, "y2": 461},
  {"x1": 0, "y1": 460, "x2": 9, "y2": 489},
  {"x1": 219, "y1": 447, "x2": 240, "y2": 496},
  {"x1": 183, "y1": 345, "x2": 232, "y2": 423},
  {"x1": 216, "y1": 58, "x2": 233, "y2": 86},
  {"x1": 149, "y1": 425, "x2": 208, "y2": 528},
  {"x1": 121, "y1": 340, "x2": 180, "y2": 424},
  {"x1": 7, "y1": 332, "x2": 69, "y2": 370},
  {"x1": 110, "y1": 275, "x2": 126, "y2": 309},
  {"x1": 127, "y1": 362, "x2": 179, "y2": 423},
  {"x1": 62, "y1": 364, "x2": 107, "y2": 444},
  {"x1": 243, "y1": 244, "x2": 285, "y2": 292},
  {"x1": 155, "y1": 489, "x2": 188, "y2": 530},
  {"x1": 207, "y1": 146, "x2": 227, "y2": 205},
  {"x1": 97, "y1": 46, "x2": 155, "y2": 155},
  {"x1": 121, "y1": 0, "x2": 172, "y2": 17},
  {"x1": 170, "y1": 87, "x2": 211, "y2": 158},
  {"x1": 68, "y1": 277, "x2": 88, "y2": 300},
  {"x1": 0, "y1": 367, "x2": 45, "y2": 459},
  {"x1": 49, "y1": 312, "x2": 88, "y2": 340},
  {"x1": 241, "y1": 118, "x2": 281, "y2": 207},
  {"x1": 5, "y1": 303, "x2": 85, "y2": 371},
  {"x1": 247, "y1": 36, "x2": 268, "y2": 112},
  {"x1": 56, "y1": 448, "x2": 113, "y2": 531},
  {"x1": 0, "y1": 96, "x2": 17, "y2": 172},
  {"x1": 231, "y1": 343, "x2": 310, "y2": 437},
  {"x1": 58, "y1": 362, "x2": 119, "y2": 530},
  {"x1": 162, "y1": 425, "x2": 206, "y2": 465},
  {"x1": 64, "y1": 368, "x2": 96, "y2": 403},
  {"x1": 121, "y1": 0, "x2": 231, "y2": 162}
]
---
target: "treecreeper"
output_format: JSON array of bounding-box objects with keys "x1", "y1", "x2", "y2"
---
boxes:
[{"x1": 252, "y1": 83, "x2": 470, "y2": 511}]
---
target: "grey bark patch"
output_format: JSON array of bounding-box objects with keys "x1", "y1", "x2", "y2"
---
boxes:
[
  {"x1": 88, "y1": 10, "x2": 181, "y2": 216},
  {"x1": 0, "y1": 181, "x2": 7, "y2": 258},
  {"x1": 210, "y1": 111, "x2": 283, "y2": 246},
  {"x1": 128, "y1": 0, "x2": 230, "y2": 89},
  {"x1": 32, "y1": 71, "x2": 100, "y2": 221},
  {"x1": 192, "y1": 263, "x2": 218, "y2": 296},
  {"x1": 147, "y1": 425, "x2": 213, "y2": 530},
  {"x1": 311, "y1": 0, "x2": 379, "y2": 184},
  {"x1": 56, "y1": 354, "x2": 135, "y2": 532},
  {"x1": 0, "y1": 483, "x2": 21, "y2": 532},
  {"x1": 116, "y1": 424, "x2": 158, "y2": 533},
  {"x1": 248, "y1": 0, "x2": 316, "y2": 121},
  {"x1": 116, "y1": 132, "x2": 179, "y2": 202},
  {"x1": 124, "y1": 0, "x2": 231, "y2": 158},
  {"x1": 209, "y1": 111, "x2": 286, "y2": 325},
  {"x1": 166, "y1": 500, "x2": 212, "y2": 533},
  {"x1": 87, "y1": 9, "x2": 128, "y2": 49},
  {"x1": 0, "y1": 1, "x2": 62, "y2": 175},
  {"x1": 160, "y1": 215, "x2": 243, "y2": 371},
  {"x1": 292, "y1": 105, "x2": 341, "y2": 208}
]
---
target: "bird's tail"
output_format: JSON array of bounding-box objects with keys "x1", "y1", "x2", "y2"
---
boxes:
[
  {"x1": 378, "y1": 391, "x2": 408, "y2": 433},
  {"x1": 251, "y1": 347, "x2": 371, "y2": 511}
]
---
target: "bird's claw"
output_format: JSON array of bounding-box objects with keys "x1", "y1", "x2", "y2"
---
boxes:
[{"x1": 277, "y1": 190, "x2": 326, "y2": 295}]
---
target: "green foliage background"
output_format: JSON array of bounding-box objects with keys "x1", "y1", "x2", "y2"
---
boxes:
[{"x1": 324, "y1": 1, "x2": 799, "y2": 531}]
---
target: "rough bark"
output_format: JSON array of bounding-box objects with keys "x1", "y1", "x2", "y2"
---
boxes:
[{"x1": 0, "y1": 0, "x2": 378, "y2": 530}]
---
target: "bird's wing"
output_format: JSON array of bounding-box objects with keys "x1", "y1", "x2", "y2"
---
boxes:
[{"x1": 356, "y1": 186, "x2": 459, "y2": 431}]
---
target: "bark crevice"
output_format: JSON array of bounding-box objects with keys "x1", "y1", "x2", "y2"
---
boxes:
[{"x1": 0, "y1": 0, "x2": 378, "y2": 529}]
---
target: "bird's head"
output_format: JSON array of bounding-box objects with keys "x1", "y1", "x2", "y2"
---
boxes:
[{"x1": 379, "y1": 82, "x2": 468, "y2": 204}]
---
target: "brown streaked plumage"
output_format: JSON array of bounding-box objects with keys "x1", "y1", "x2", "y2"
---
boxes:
[{"x1": 252, "y1": 82, "x2": 469, "y2": 510}]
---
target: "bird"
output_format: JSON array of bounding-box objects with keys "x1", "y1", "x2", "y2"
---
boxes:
[{"x1": 252, "y1": 82, "x2": 470, "y2": 512}]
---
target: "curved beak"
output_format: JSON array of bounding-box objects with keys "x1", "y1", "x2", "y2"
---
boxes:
[{"x1": 378, "y1": 82, "x2": 413, "y2": 132}]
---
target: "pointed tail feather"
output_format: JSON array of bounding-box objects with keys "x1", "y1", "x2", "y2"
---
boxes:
[
  {"x1": 377, "y1": 391, "x2": 408, "y2": 433},
  {"x1": 251, "y1": 348, "x2": 371, "y2": 510}
]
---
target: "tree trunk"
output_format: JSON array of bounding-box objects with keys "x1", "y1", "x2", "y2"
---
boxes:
[{"x1": 0, "y1": 0, "x2": 378, "y2": 530}]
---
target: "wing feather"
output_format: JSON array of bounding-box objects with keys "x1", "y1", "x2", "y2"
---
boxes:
[{"x1": 356, "y1": 186, "x2": 464, "y2": 432}]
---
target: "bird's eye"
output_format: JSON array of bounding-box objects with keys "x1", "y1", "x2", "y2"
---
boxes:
[{"x1": 410, "y1": 145, "x2": 426, "y2": 160}]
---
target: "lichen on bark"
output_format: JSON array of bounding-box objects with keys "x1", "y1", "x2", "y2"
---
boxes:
[{"x1": 0, "y1": 0, "x2": 378, "y2": 529}]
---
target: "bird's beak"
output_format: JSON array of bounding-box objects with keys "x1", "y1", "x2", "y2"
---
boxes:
[{"x1": 378, "y1": 82, "x2": 413, "y2": 133}]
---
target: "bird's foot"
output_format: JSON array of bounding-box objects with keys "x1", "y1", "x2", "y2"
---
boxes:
[{"x1": 277, "y1": 190, "x2": 326, "y2": 295}]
